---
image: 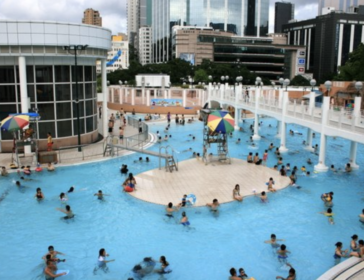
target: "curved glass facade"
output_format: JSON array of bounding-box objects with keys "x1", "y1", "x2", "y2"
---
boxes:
[{"x1": 0, "y1": 64, "x2": 97, "y2": 140}]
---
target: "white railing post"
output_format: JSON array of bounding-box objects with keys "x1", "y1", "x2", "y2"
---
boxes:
[
  {"x1": 279, "y1": 91, "x2": 289, "y2": 152},
  {"x1": 252, "y1": 87, "x2": 261, "y2": 140}
]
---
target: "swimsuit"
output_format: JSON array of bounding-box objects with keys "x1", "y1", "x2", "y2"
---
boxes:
[
  {"x1": 278, "y1": 255, "x2": 287, "y2": 259},
  {"x1": 181, "y1": 221, "x2": 190, "y2": 226},
  {"x1": 333, "y1": 253, "x2": 341, "y2": 259},
  {"x1": 165, "y1": 213, "x2": 173, "y2": 218}
]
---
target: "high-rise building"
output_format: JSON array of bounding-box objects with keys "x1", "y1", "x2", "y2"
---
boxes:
[
  {"x1": 151, "y1": 0, "x2": 270, "y2": 63},
  {"x1": 82, "y1": 8, "x2": 102, "y2": 26},
  {"x1": 139, "y1": 26, "x2": 152, "y2": 65},
  {"x1": 318, "y1": 0, "x2": 364, "y2": 15},
  {"x1": 274, "y1": 2, "x2": 294, "y2": 33},
  {"x1": 127, "y1": 0, "x2": 152, "y2": 47},
  {"x1": 283, "y1": 10, "x2": 364, "y2": 81}
]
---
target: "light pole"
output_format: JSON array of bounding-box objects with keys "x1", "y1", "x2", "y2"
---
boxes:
[
  {"x1": 279, "y1": 77, "x2": 284, "y2": 88},
  {"x1": 283, "y1": 79, "x2": 290, "y2": 91},
  {"x1": 324, "y1": 80, "x2": 332, "y2": 97},
  {"x1": 310, "y1": 79, "x2": 316, "y2": 92},
  {"x1": 256, "y1": 77, "x2": 262, "y2": 87},
  {"x1": 355, "y1": 81, "x2": 363, "y2": 97},
  {"x1": 63, "y1": 44, "x2": 88, "y2": 152}
]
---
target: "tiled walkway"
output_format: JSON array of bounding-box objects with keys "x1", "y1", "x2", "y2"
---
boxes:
[{"x1": 131, "y1": 158, "x2": 291, "y2": 206}]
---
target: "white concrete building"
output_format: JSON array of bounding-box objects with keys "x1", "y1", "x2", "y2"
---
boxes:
[{"x1": 138, "y1": 26, "x2": 152, "y2": 65}]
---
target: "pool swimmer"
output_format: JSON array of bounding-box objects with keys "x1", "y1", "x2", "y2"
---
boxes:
[
  {"x1": 44, "y1": 260, "x2": 67, "y2": 279},
  {"x1": 94, "y1": 190, "x2": 109, "y2": 200},
  {"x1": 276, "y1": 263, "x2": 295, "y2": 280},
  {"x1": 42, "y1": 245, "x2": 66, "y2": 263},
  {"x1": 165, "y1": 202, "x2": 178, "y2": 218},
  {"x1": 67, "y1": 186, "x2": 74, "y2": 193},
  {"x1": 359, "y1": 209, "x2": 364, "y2": 223},
  {"x1": 34, "y1": 188, "x2": 44, "y2": 201},
  {"x1": 59, "y1": 192, "x2": 68, "y2": 202},
  {"x1": 206, "y1": 198, "x2": 220, "y2": 212},
  {"x1": 277, "y1": 244, "x2": 290, "y2": 263},
  {"x1": 319, "y1": 208, "x2": 334, "y2": 224},
  {"x1": 334, "y1": 242, "x2": 348, "y2": 260},
  {"x1": 180, "y1": 211, "x2": 190, "y2": 226},
  {"x1": 56, "y1": 205, "x2": 74, "y2": 219},
  {"x1": 264, "y1": 234, "x2": 285, "y2": 248},
  {"x1": 155, "y1": 256, "x2": 172, "y2": 274},
  {"x1": 94, "y1": 248, "x2": 115, "y2": 274}
]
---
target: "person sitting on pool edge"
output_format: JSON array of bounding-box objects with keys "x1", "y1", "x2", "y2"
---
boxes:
[
  {"x1": 233, "y1": 184, "x2": 243, "y2": 202},
  {"x1": 123, "y1": 173, "x2": 137, "y2": 192},
  {"x1": 178, "y1": 194, "x2": 187, "y2": 207}
]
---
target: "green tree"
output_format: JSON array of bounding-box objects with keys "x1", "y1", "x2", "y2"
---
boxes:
[
  {"x1": 337, "y1": 43, "x2": 364, "y2": 81},
  {"x1": 290, "y1": 75, "x2": 310, "y2": 86},
  {"x1": 194, "y1": 69, "x2": 208, "y2": 83}
]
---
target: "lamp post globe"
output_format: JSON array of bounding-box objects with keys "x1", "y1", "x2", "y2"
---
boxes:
[
  {"x1": 310, "y1": 79, "x2": 316, "y2": 91},
  {"x1": 279, "y1": 77, "x2": 284, "y2": 88},
  {"x1": 118, "y1": 80, "x2": 122, "y2": 85}
]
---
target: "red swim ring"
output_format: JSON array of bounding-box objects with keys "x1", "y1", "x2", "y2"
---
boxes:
[{"x1": 35, "y1": 167, "x2": 43, "y2": 172}]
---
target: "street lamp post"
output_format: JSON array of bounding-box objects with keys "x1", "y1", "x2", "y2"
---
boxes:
[
  {"x1": 355, "y1": 81, "x2": 363, "y2": 97},
  {"x1": 324, "y1": 80, "x2": 332, "y2": 97},
  {"x1": 310, "y1": 79, "x2": 316, "y2": 92},
  {"x1": 279, "y1": 77, "x2": 284, "y2": 88},
  {"x1": 283, "y1": 79, "x2": 290, "y2": 91},
  {"x1": 63, "y1": 44, "x2": 88, "y2": 152}
]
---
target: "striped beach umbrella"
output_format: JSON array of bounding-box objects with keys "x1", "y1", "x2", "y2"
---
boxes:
[
  {"x1": 0, "y1": 114, "x2": 30, "y2": 132},
  {"x1": 207, "y1": 110, "x2": 235, "y2": 134}
]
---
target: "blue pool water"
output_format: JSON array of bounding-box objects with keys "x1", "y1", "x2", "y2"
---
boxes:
[{"x1": 0, "y1": 117, "x2": 363, "y2": 280}]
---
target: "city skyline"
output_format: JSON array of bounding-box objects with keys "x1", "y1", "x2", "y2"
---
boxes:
[{"x1": 0, "y1": 0, "x2": 318, "y2": 35}]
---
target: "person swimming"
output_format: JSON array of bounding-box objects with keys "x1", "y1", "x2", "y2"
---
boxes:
[
  {"x1": 264, "y1": 234, "x2": 285, "y2": 248},
  {"x1": 206, "y1": 198, "x2": 220, "y2": 212},
  {"x1": 94, "y1": 190, "x2": 109, "y2": 200},
  {"x1": 59, "y1": 192, "x2": 68, "y2": 202},
  {"x1": 34, "y1": 188, "x2": 44, "y2": 201},
  {"x1": 56, "y1": 205, "x2": 74, "y2": 220},
  {"x1": 165, "y1": 202, "x2": 178, "y2": 218},
  {"x1": 334, "y1": 242, "x2": 348, "y2": 261},
  {"x1": 180, "y1": 211, "x2": 190, "y2": 226},
  {"x1": 277, "y1": 244, "x2": 290, "y2": 263},
  {"x1": 319, "y1": 208, "x2": 334, "y2": 224},
  {"x1": 321, "y1": 192, "x2": 334, "y2": 207}
]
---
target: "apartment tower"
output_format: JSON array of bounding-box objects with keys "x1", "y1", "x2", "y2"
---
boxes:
[{"x1": 82, "y1": 8, "x2": 102, "y2": 26}]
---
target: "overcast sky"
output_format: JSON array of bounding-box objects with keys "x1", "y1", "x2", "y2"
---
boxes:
[{"x1": 0, "y1": 0, "x2": 318, "y2": 35}]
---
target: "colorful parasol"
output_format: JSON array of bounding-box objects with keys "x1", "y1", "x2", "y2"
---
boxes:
[
  {"x1": 0, "y1": 114, "x2": 30, "y2": 132},
  {"x1": 207, "y1": 111, "x2": 235, "y2": 134}
]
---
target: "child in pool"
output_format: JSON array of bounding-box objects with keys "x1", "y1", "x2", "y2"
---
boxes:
[{"x1": 277, "y1": 244, "x2": 290, "y2": 263}]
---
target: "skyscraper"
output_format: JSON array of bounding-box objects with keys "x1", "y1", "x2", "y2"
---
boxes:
[
  {"x1": 151, "y1": 0, "x2": 270, "y2": 63},
  {"x1": 318, "y1": 0, "x2": 364, "y2": 15},
  {"x1": 127, "y1": 0, "x2": 152, "y2": 47},
  {"x1": 82, "y1": 8, "x2": 102, "y2": 26},
  {"x1": 274, "y1": 2, "x2": 294, "y2": 33}
]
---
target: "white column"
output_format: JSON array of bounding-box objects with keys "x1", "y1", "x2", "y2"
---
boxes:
[
  {"x1": 314, "y1": 97, "x2": 330, "y2": 172},
  {"x1": 182, "y1": 89, "x2": 187, "y2": 107},
  {"x1": 111, "y1": 87, "x2": 115, "y2": 103},
  {"x1": 288, "y1": 32, "x2": 290, "y2": 45},
  {"x1": 257, "y1": 0, "x2": 261, "y2": 37},
  {"x1": 278, "y1": 88, "x2": 283, "y2": 108},
  {"x1": 131, "y1": 88, "x2": 135, "y2": 106},
  {"x1": 350, "y1": 24, "x2": 355, "y2": 53},
  {"x1": 141, "y1": 87, "x2": 145, "y2": 105},
  {"x1": 294, "y1": 31, "x2": 297, "y2": 45},
  {"x1": 337, "y1": 24, "x2": 344, "y2": 67},
  {"x1": 234, "y1": 108, "x2": 239, "y2": 130},
  {"x1": 349, "y1": 141, "x2": 359, "y2": 169},
  {"x1": 361, "y1": 25, "x2": 364, "y2": 43},
  {"x1": 304, "y1": 29, "x2": 307, "y2": 46},
  {"x1": 101, "y1": 59, "x2": 108, "y2": 137},
  {"x1": 164, "y1": 89, "x2": 167, "y2": 99},
  {"x1": 146, "y1": 89, "x2": 150, "y2": 106},
  {"x1": 307, "y1": 28, "x2": 312, "y2": 70},
  {"x1": 279, "y1": 91, "x2": 289, "y2": 152},
  {"x1": 19, "y1": 56, "x2": 31, "y2": 154},
  {"x1": 306, "y1": 128, "x2": 314, "y2": 152},
  {"x1": 168, "y1": 89, "x2": 171, "y2": 99},
  {"x1": 297, "y1": 30, "x2": 301, "y2": 45},
  {"x1": 220, "y1": 84, "x2": 224, "y2": 100},
  {"x1": 276, "y1": 120, "x2": 281, "y2": 138},
  {"x1": 119, "y1": 87, "x2": 123, "y2": 104},
  {"x1": 353, "y1": 96, "x2": 362, "y2": 125},
  {"x1": 252, "y1": 87, "x2": 261, "y2": 140}
]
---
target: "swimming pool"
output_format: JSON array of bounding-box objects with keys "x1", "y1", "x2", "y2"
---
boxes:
[{"x1": 0, "y1": 117, "x2": 363, "y2": 279}]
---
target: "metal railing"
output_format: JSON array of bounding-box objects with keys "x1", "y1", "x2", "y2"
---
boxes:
[{"x1": 57, "y1": 141, "x2": 105, "y2": 163}]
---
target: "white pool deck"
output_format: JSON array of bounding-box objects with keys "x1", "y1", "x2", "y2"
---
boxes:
[
  {"x1": 1, "y1": 110, "x2": 363, "y2": 279},
  {"x1": 130, "y1": 158, "x2": 290, "y2": 206}
]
